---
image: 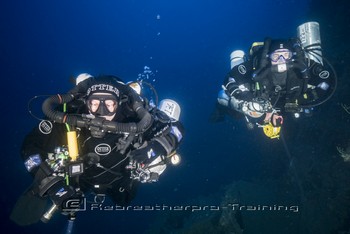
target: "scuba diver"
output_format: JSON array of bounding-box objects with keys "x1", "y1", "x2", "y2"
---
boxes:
[
  {"x1": 10, "y1": 74, "x2": 184, "y2": 226},
  {"x1": 211, "y1": 22, "x2": 337, "y2": 139}
]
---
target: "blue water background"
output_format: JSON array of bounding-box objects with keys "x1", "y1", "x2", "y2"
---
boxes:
[{"x1": 1, "y1": 0, "x2": 320, "y2": 233}]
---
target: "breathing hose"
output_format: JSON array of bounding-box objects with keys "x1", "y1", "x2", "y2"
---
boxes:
[{"x1": 42, "y1": 92, "x2": 153, "y2": 134}]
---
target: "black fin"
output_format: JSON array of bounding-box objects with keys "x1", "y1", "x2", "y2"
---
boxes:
[
  {"x1": 209, "y1": 103, "x2": 227, "y2": 123},
  {"x1": 10, "y1": 187, "x2": 48, "y2": 226}
]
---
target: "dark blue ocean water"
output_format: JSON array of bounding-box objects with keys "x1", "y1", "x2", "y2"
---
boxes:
[{"x1": 4, "y1": 0, "x2": 349, "y2": 233}]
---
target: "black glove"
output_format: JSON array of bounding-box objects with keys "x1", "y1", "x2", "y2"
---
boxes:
[
  {"x1": 271, "y1": 113, "x2": 283, "y2": 127},
  {"x1": 47, "y1": 181, "x2": 76, "y2": 208},
  {"x1": 83, "y1": 153, "x2": 100, "y2": 167},
  {"x1": 129, "y1": 141, "x2": 167, "y2": 165}
]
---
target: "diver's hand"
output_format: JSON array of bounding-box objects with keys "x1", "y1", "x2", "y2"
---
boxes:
[{"x1": 264, "y1": 112, "x2": 283, "y2": 127}]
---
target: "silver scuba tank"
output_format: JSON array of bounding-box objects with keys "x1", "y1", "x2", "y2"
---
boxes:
[
  {"x1": 297, "y1": 21, "x2": 323, "y2": 65},
  {"x1": 217, "y1": 50, "x2": 246, "y2": 107},
  {"x1": 230, "y1": 50, "x2": 246, "y2": 69}
]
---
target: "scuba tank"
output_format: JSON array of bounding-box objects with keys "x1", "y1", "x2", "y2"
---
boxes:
[
  {"x1": 296, "y1": 21, "x2": 337, "y2": 109},
  {"x1": 158, "y1": 99, "x2": 181, "y2": 121},
  {"x1": 297, "y1": 22, "x2": 323, "y2": 65},
  {"x1": 217, "y1": 50, "x2": 246, "y2": 108},
  {"x1": 230, "y1": 50, "x2": 246, "y2": 69}
]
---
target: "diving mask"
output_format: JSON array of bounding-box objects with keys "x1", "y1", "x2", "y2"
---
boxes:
[
  {"x1": 87, "y1": 94, "x2": 118, "y2": 116},
  {"x1": 270, "y1": 49, "x2": 293, "y2": 63}
]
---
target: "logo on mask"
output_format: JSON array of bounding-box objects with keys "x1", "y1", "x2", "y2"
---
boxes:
[{"x1": 87, "y1": 84, "x2": 120, "y2": 97}]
